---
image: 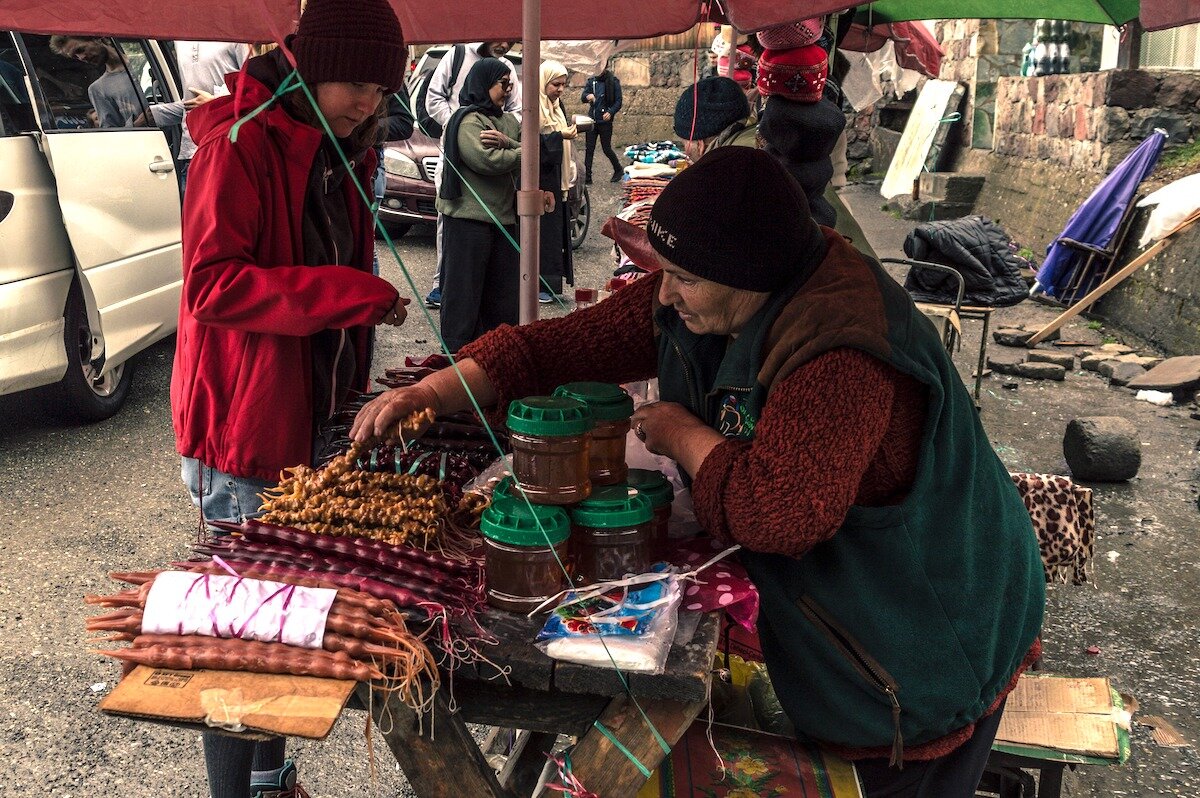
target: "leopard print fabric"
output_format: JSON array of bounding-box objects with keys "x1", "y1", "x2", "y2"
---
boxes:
[{"x1": 1010, "y1": 472, "x2": 1095, "y2": 585}]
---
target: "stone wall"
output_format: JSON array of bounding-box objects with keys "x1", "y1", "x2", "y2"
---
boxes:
[
  {"x1": 1092, "y1": 217, "x2": 1200, "y2": 355},
  {"x1": 563, "y1": 50, "x2": 700, "y2": 147},
  {"x1": 962, "y1": 66, "x2": 1200, "y2": 355},
  {"x1": 936, "y1": 19, "x2": 1105, "y2": 150},
  {"x1": 993, "y1": 69, "x2": 1200, "y2": 173}
]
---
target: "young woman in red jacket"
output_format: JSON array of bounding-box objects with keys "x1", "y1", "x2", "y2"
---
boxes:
[{"x1": 169, "y1": 0, "x2": 409, "y2": 794}]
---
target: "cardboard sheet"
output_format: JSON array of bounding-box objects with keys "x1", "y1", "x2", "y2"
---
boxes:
[
  {"x1": 880, "y1": 79, "x2": 964, "y2": 199},
  {"x1": 99, "y1": 666, "x2": 355, "y2": 740},
  {"x1": 995, "y1": 675, "x2": 1120, "y2": 758}
]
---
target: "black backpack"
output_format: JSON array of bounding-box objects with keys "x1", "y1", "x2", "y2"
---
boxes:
[{"x1": 413, "y1": 44, "x2": 465, "y2": 139}]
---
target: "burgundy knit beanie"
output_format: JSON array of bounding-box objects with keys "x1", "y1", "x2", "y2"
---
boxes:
[
  {"x1": 644, "y1": 147, "x2": 827, "y2": 292},
  {"x1": 292, "y1": 0, "x2": 407, "y2": 93}
]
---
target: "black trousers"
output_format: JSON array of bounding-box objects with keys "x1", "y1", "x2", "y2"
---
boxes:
[
  {"x1": 538, "y1": 198, "x2": 573, "y2": 294},
  {"x1": 584, "y1": 121, "x2": 621, "y2": 179},
  {"x1": 439, "y1": 215, "x2": 519, "y2": 352},
  {"x1": 854, "y1": 699, "x2": 1007, "y2": 798}
]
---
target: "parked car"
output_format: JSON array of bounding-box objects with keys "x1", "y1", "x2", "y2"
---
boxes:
[
  {"x1": 379, "y1": 45, "x2": 592, "y2": 249},
  {"x1": 0, "y1": 32, "x2": 182, "y2": 421}
]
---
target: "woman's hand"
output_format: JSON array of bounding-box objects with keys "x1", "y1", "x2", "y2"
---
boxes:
[
  {"x1": 632, "y1": 401, "x2": 727, "y2": 478},
  {"x1": 480, "y1": 129, "x2": 515, "y2": 149},
  {"x1": 377, "y1": 296, "x2": 410, "y2": 327},
  {"x1": 562, "y1": 126, "x2": 578, "y2": 141},
  {"x1": 542, "y1": 191, "x2": 556, "y2": 214},
  {"x1": 351, "y1": 383, "x2": 439, "y2": 444}
]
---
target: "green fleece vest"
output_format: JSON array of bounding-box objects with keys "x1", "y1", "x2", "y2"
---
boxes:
[{"x1": 655, "y1": 236, "x2": 1044, "y2": 757}]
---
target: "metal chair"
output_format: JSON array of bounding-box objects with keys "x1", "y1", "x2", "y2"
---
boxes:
[
  {"x1": 883, "y1": 257, "x2": 994, "y2": 405},
  {"x1": 882, "y1": 257, "x2": 965, "y2": 353}
]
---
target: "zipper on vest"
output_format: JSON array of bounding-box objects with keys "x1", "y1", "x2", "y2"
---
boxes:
[
  {"x1": 666, "y1": 338, "x2": 701, "y2": 414},
  {"x1": 796, "y1": 594, "x2": 905, "y2": 767}
]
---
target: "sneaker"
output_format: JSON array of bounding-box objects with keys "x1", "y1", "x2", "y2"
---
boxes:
[
  {"x1": 424, "y1": 287, "x2": 441, "y2": 308},
  {"x1": 538, "y1": 291, "x2": 555, "y2": 304},
  {"x1": 250, "y1": 760, "x2": 311, "y2": 798},
  {"x1": 610, "y1": 172, "x2": 623, "y2": 182}
]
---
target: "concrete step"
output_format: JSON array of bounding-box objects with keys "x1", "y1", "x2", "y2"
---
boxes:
[{"x1": 918, "y1": 172, "x2": 986, "y2": 204}]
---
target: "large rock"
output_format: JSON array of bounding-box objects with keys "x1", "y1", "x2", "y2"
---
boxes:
[
  {"x1": 1063, "y1": 416, "x2": 1142, "y2": 481},
  {"x1": 1109, "y1": 362, "x2": 1147, "y2": 387},
  {"x1": 986, "y1": 355, "x2": 1067, "y2": 381},
  {"x1": 992, "y1": 328, "x2": 1036, "y2": 347},
  {"x1": 1126, "y1": 356, "x2": 1200, "y2": 391},
  {"x1": 1027, "y1": 351, "x2": 1076, "y2": 369}
]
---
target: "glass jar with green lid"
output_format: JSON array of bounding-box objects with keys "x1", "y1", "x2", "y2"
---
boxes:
[
  {"x1": 480, "y1": 491, "x2": 571, "y2": 613},
  {"x1": 507, "y1": 396, "x2": 594, "y2": 505},
  {"x1": 626, "y1": 468, "x2": 674, "y2": 558},
  {"x1": 569, "y1": 485, "x2": 654, "y2": 584},
  {"x1": 553, "y1": 382, "x2": 635, "y2": 487}
]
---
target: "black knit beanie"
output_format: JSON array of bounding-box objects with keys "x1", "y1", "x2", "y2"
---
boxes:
[
  {"x1": 645, "y1": 147, "x2": 827, "y2": 292},
  {"x1": 292, "y1": 0, "x2": 407, "y2": 93},
  {"x1": 673, "y1": 77, "x2": 750, "y2": 141}
]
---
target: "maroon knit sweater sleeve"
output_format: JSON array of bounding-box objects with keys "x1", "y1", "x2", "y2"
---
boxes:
[
  {"x1": 691, "y1": 348, "x2": 900, "y2": 557},
  {"x1": 458, "y1": 275, "x2": 660, "y2": 415}
]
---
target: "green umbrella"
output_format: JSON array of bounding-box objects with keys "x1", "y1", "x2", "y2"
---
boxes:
[{"x1": 855, "y1": 0, "x2": 1139, "y2": 25}]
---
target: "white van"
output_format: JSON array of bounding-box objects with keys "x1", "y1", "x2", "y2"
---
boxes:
[{"x1": 0, "y1": 32, "x2": 181, "y2": 421}]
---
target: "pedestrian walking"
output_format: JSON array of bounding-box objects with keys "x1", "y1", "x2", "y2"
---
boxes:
[{"x1": 581, "y1": 63, "x2": 623, "y2": 183}]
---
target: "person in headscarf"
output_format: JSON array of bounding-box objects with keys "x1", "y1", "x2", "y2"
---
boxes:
[
  {"x1": 536, "y1": 59, "x2": 577, "y2": 303},
  {"x1": 435, "y1": 57, "x2": 522, "y2": 352}
]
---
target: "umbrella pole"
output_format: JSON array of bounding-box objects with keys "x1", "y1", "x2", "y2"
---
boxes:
[{"x1": 518, "y1": 0, "x2": 542, "y2": 324}]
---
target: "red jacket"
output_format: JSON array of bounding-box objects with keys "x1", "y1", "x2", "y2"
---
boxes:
[{"x1": 171, "y1": 65, "x2": 398, "y2": 482}]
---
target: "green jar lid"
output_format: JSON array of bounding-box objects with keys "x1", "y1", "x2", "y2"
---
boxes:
[
  {"x1": 507, "y1": 396, "x2": 594, "y2": 436},
  {"x1": 480, "y1": 496, "x2": 571, "y2": 547},
  {"x1": 626, "y1": 469, "x2": 673, "y2": 508},
  {"x1": 552, "y1": 382, "x2": 635, "y2": 422},
  {"x1": 571, "y1": 484, "x2": 654, "y2": 528}
]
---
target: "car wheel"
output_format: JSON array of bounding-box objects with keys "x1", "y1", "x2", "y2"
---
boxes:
[
  {"x1": 52, "y1": 285, "x2": 133, "y2": 423},
  {"x1": 570, "y1": 186, "x2": 590, "y2": 250}
]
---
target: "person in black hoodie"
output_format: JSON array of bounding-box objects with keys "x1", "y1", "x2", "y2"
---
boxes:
[{"x1": 581, "y1": 64, "x2": 623, "y2": 183}]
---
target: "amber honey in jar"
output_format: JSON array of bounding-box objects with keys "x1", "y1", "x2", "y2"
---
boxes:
[
  {"x1": 507, "y1": 396, "x2": 594, "y2": 505},
  {"x1": 626, "y1": 468, "x2": 674, "y2": 558},
  {"x1": 479, "y1": 493, "x2": 571, "y2": 613},
  {"x1": 553, "y1": 382, "x2": 634, "y2": 487},
  {"x1": 570, "y1": 485, "x2": 654, "y2": 584}
]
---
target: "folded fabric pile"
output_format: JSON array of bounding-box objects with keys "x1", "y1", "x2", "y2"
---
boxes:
[
  {"x1": 624, "y1": 176, "x2": 673, "y2": 207},
  {"x1": 624, "y1": 141, "x2": 687, "y2": 165}
]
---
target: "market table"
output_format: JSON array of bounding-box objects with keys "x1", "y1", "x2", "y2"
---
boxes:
[{"x1": 349, "y1": 607, "x2": 721, "y2": 798}]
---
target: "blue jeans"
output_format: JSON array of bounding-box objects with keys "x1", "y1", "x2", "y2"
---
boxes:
[
  {"x1": 180, "y1": 457, "x2": 274, "y2": 526},
  {"x1": 180, "y1": 457, "x2": 285, "y2": 797}
]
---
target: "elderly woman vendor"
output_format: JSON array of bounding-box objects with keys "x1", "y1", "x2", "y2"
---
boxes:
[{"x1": 351, "y1": 147, "x2": 1044, "y2": 798}]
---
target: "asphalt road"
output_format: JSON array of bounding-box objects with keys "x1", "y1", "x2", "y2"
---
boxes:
[{"x1": 2, "y1": 179, "x2": 1199, "y2": 796}]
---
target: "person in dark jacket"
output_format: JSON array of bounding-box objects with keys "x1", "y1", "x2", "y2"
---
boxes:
[
  {"x1": 171, "y1": 0, "x2": 409, "y2": 794},
  {"x1": 538, "y1": 60, "x2": 577, "y2": 302},
  {"x1": 352, "y1": 148, "x2": 1045, "y2": 798},
  {"x1": 581, "y1": 64, "x2": 623, "y2": 183},
  {"x1": 436, "y1": 58, "x2": 522, "y2": 352}
]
